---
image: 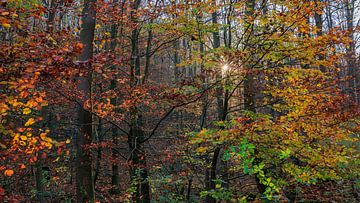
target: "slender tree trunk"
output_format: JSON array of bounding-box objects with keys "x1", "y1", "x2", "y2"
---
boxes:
[
  {"x1": 35, "y1": 161, "x2": 46, "y2": 203},
  {"x1": 325, "y1": 0, "x2": 333, "y2": 29},
  {"x1": 143, "y1": 20, "x2": 153, "y2": 84},
  {"x1": 174, "y1": 39, "x2": 181, "y2": 83},
  {"x1": 111, "y1": 119, "x2": 120, "y2": 194},
  {"x1": 109, "y1": 17, "x2": 121, "y2": 194},
  {"x1": 314, "y1": 0, "x2": 325, "y2": 72},
  {"x1": 197, "y1": 14, "x2": 207, "y2": 131},
  {"x1": 206, "y1": 3, "x2": 227, "y2": 202},
  {"x1": 128, "y1": 125, "x2": 150, "y2": 202},
  {"x1": 94, "y1": 118, "x2": 102, "y2": 186},
  {"x1": 243, "y1": 0, "x2": 267, "y2": 196},
  {"x1": 128, "y1": 0, "x2": 151, "y2": 202},
  {"x1": 76, "y1": 0, "x2": 97, "y2": 202},
  {"x1": 345, "y1": 0, "x2": 358, "y2": 104},
  {"x1": 47, "y1": 0, "x2": 56, "y2": 31},
  {"x1": 244, "y1": 0, "x2": 256, "y2": 114}
]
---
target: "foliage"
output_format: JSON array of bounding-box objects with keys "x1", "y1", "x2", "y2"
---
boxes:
[{"x1": 0, "y1": 0, "x2": 359, "y2": 202}]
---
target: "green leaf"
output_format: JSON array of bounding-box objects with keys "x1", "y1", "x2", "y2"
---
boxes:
[{"x1": 279, "y1": 148, "x2": 291, "y2": 159}]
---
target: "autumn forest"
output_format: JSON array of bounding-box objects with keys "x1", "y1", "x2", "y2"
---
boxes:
[{"x1": 0, "y1": 0, "x2": 359, "y2": 202}]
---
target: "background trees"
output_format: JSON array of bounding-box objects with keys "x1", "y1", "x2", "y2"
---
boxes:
[{"x1": 1, "y1": 0, "x2": 359, "y2": 202}]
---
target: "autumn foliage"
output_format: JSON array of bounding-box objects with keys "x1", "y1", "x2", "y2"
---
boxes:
[{"x1": 0, "y1": 0, "x2": 359, "y2": 202}]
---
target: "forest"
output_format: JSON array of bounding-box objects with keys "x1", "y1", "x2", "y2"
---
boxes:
[{"x1": 0, "y1": 0, "x2": 359, "y2": 202}]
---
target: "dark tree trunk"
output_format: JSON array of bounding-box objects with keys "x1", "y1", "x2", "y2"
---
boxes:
[
  {"x1": 345, "y1": 0, "x2": 358, "y2": 104},
  {"x1": 128, "y1": 0, "x2": 151, "y2": 202},
  {"x1": 314, "y1": 0, "x2": 325, "y2": 72},
  {"x1": 206, "y1": 3, "x2": 226, "y2": 202},
  {"x1": 109, "y1": 15, "x2": 121, "y2": 194},
  {"x1": 35, "y1": 161, "x2": 46, "y2": 203},
  {"x1": 47, "y1": 0, "x2": 56, "y2": 31},
  {"x1": 76, "y1": 0, "x2": 97, "y2": 202},
  {"x1": 243, "y1": 0, "x2": 267, "y2": 196},
  {"x1": 94, "y1": 118, "x2": 102, "y2": 186},
  {"x1": 128, "y1": 125, "x2": 150, "y2": 202}
]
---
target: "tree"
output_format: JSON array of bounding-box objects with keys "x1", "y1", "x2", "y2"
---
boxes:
[
  {"x1": 1, "y1": 0, "x2": 359, "y2": 202},
  {"x1": 75, "y1": 0, "x2": 97, "y2": 202}
]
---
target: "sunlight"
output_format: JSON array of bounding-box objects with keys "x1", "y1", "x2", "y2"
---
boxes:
[
  {"x1": 221, "y1": 64, "x2": 229, "y2": 76},
  {"x1": 222, "y1": 64, "x2": 229, "y2": 72}
]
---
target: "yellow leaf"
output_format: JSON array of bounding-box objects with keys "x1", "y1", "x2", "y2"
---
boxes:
[
  {"x1": 45, "y1": 137, "x2": 53, "y2": 143},
  {"x1": 23, "y1": 108, "x2": 31, "y2": 115},
  {"x1": 40, "y1": 133, "x2": 46, "y2": 140},
  {"x1": 196, "y1": 146, "x2": 207, "y2": 153},
  {"x1": 45, "y1": 142, "x2": 52, "y2": 149},
  {"x1": 2, "y1": 23, "x2": 10, "y2": 29},
  {"x1": 24, "y1": 118, "x2": 35, "y2": 126}
]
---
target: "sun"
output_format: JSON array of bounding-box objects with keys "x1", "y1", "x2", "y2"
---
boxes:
[{"x1": 222, "y1": 64, "x2": 229, "y2": 73}]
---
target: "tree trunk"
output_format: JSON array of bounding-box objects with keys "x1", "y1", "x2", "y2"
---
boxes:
[
  {"x1": 206, "y1": 3, "x2": 227, "y2": 202},
  {"x1": 128, "y1": 124, "x2": 150, "y2": 202},
  {"x1": 35, "y1": 161, "x2": 46, "y2": 203},
  {"x1": 109, "y1": 16, "x2": 121, "y2": 194},
  {"x1": 345, "y1": 0, "x2": 358, "y2": 104},
  {"x1": 94, "y1": 118, "x2": 102, "y2": 186},
  {"x1": 76, "y1": 0, "x2": 97, "y2": 202},
  {"x1": 243, "y1": 0, "x2": 266, "y2": 196},
  {"x1": 128, "y1": 0, "x2": 151, "y2": 202},
  {"x1": 314, "y1": 0, "x2": 325, "y2": 72}
]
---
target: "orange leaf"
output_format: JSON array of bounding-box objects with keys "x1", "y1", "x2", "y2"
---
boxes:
[
  {"x1": 4, "y1": 169, "x2": 14, "y2": 177},
  {"x1": 76, "y1": 42, "x2": 83, "y2": 49}
]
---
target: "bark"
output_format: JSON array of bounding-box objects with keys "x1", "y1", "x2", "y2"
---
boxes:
[
  {"x1": 186, "y1": 176, "x2": 192, "y2": 202},
  {"x1": 47, "y1": 0, "x2": 56, "y2": 31},
  {"x1": 46, "y1": 0, "x2": 64, "y2": 32},
  {"x1": 314, "y1": 0, "x2": 325, "y2": 72},
  {"x1": 206, "y1": 3, "x2": 228, "y2": 202},
  {"x1": 244, "y1": 0, "x2": 256, "y2": 114},
  {"x1": 345, "y1": 0, "x2": 359, "y2": 104},
  {"x1": 174, "y1": 39, "x2": 181, "y2": 83},
  {"x1": 110, "y1": 16, "x2": 121, "y2": 194},
  {"x1": 35, "y1": 161, "x2": 46, "y2": 203},
  {"x1": 243, "y1": 0, "x2": 266, "y2": 196},
  {"x1": 76, "y1": 0, "x2": 97, "y2": 202},
  {"x1": 143, "y1": 21, "x2": 153, "y2": 84},
  {"x1": 128, "y1": 0, "x2": 151, "y2": 202},
  {"x1": 94, "y1": 118, "x2": 102, "y2": 186},
  {"x1": 325, "y1": 0, "x2": 333, "y2": 29},
  {"x1": 128, "y1": 123, "x2": 150, "y2": 202},
  {"x1": 197, "y1": 14, "x2": 207, "y2": 131}
]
